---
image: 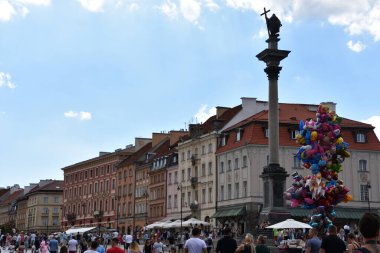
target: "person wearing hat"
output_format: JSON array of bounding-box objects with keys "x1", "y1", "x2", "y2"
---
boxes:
[{"x1": 106, "y1": 238, "x2": 124, "y2": 253}]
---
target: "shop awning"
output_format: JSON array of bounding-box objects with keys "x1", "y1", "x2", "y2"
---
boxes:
[
  {"x1": 289, "y1": 207, "x2": 370, "y2": 220},
  {"x1": 211, "y1": 206, "x2": 246, "y2": 218},
  {"x1": 65, "y1": 227, "x2": 96, "y2": 234}
]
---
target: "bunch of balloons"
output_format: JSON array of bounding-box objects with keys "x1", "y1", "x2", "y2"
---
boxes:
[{"x1": 284, "y1": 103, "x2": 353, "y2": 231}]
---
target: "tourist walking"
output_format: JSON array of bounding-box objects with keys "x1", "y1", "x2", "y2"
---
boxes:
[
  {"x1": 68, "y1": 237, "x2": 78, "y2": 253},
  {"x1": 184, "y1": 228, "x2": 207, "y2": 253},
  {"x1": 106, "y1": 238, "x2": 124, "y2": 253},
  {"x1": 255, "y1": 235, "x2": 269, "y2": 253},
  {"x1": 215, "y1": 228, "x2": 237, "y2": 253},
  {"x1": 128, "y1": 242, "x2": 141, "y2": 253},
  {"x1": 143, "y1": 239, "x2": 152, "y2": 253},
  {"x1": 347, "y1": 233, "x2": 361, "y2": 252},
  {"x1": 319, "y1": 225, "x2": 346, "y2": 253},
  {"x1": 49, "y1": 236, "x2": 59, "y2": 253},
  {"x1": 235, "y1": 233, "x2": 255, "y2": 253},
  {"x1": 84, "y1": 241, "x2": 100, "y2": 253},
  {"x1": 305, "y1": 228, "x2": 321, "y2": 253},
  {"x1": 152, "y1": 238, "x2": 164, "y2": 253},
  {"x1": 353, "y1": 212, "x2": 380, "y2": 253}
]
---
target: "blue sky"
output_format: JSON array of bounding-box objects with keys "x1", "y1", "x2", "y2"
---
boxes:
[{"x1": 1, "y1": 0, "x2": 380, "y2": 188}]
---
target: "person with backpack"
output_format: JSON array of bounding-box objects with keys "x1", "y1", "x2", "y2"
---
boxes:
[
  {"x1": 353, "y1": 212, "x2": 380, "y2": 253},
  {"x1": 205, "y1": 235, "x2": 213, "y2": 253}
]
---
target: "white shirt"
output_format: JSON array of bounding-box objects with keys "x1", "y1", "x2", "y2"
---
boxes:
[
  {"x1": 184, "y1": 237, "x2": 207, "y2": 253},
  {"x1": 153, "y1": 242, "x2": 164, "y2": 253},
  {"x1": 68, "y1": 239, "x2": 78, "y2": 251},
  {"x1": 126, "y1": 235, "x2": 133, "y2": 243}
]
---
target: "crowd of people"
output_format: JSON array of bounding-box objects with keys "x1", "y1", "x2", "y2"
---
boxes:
[{"x1": 1, "y1": 212, "x2": 379, "y2": 253}]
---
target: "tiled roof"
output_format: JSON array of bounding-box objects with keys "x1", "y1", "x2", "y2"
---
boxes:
[
  {"x1": 202, "y1": 105, "x2": 242, "y2": 133},
  {"x1": 0, "y1": 189, "x2": 23, "y2": 207},
  {"x1": 27, "y1": 180, "x2": 64, "y2": 195},
  {"x1": 117, "y1": 142, "x2": 152, "y2": 168},
  {"x1": 217, "y1": 103, "x2": 380, "y2": 153}
]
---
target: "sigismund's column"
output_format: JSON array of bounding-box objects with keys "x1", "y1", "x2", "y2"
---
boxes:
[{"x1": 256, "y1": 8, "x2": 290, "y2": 223}]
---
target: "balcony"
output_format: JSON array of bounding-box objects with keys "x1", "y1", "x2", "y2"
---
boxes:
[
  {"x1": 190, "y1": 202, "x2": 199, "y2": 211},
  {"x1": 191, "y1": 177, "x2": 198, "y2": 188}
]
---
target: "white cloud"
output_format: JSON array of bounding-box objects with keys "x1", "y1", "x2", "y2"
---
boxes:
[
  {"x1": 204, "y1": 0, "x2": 219, "y2": 12},
  {"x1": 347, "y1": 40, "x2": 367, "y2": 52},
  {"x1": 180, "y1": 0, "x2": 201, "y2": 24},
  {"x1": 362, "y1": 115, "x2": 380, "y2": 139},
  {"x1": 0, "y1": 71, "x2": 16, "y2": 89},
  {"x1": 253, "y1": 27, "x2": 268, "y2": 39},
  {"x1": 194, "y1": 104, "x2": 216, "y2": 123},
  {"x1": 64, "y1": 111, "x2": 92, "y2": 121},
  {"x1": 224, "y1": 0, "x2": 380, "y2": 44},
  {"x1": 128, "y1": 2, "x2": 139, "y2": 12},
  {"x1": 78, "y1": 0, "x2": 105, "y2": 13},
  {"x1": 158, "y1": 0, "x2": 178, "y2": 20},
  {"x1": 0, "y1": 1, "x2": 17, "y2": 22},
  {"x1": 0, "y1": 0, "x2": 50, "y2": 22},
  {"x1": 17, "y1": 0, "x2": 50, "y2": 5}
]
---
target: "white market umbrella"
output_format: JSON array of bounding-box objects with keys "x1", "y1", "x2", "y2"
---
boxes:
[
  {"x1": 162, "y1": 220, "x2": 182, "y2": 229},
  {"x1": 182, "y1": 218, "x2": 210, "y2": 227},
  {"x1": 266, "y1": 219, "x2": 312, "y2": 229}
]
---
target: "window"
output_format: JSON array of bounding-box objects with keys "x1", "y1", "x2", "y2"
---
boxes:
[
  {"x1": 187, "y1": 150, "x2": 191, "y2": 160},
  {"x1": 265, "y1": 128, "x2": 269, "y2": 138},
  {"x1": 112, "y1": 179, "x2": 116, "y2": 190},
  {"x1": 359, "y1": 160, "x2": 367, "y2": 171},
  {"x1": 267, "y1": 155, "x2": 269, "y2": 165},
  {"x1": 169, "y1": 173, "x2": 172, "y2": 184},
  {"x1": 84, "y1": 185, "x2": 87, "y2": 195},
  {"x1": 89, "y1": 184, "x2": 92, "y2": 194},
  {"x1": 236, "y1": 129, "x2": 244, "y2": 141},
  {"x1": 181, "y1": 193, "x2": 185, "y2": 207},
  {"x1": 220, "y1": 185, "x2": 224, "y2": 201},
  {"x1": 202, "y1": 189, "x2": 206, "y2": 204},
  {"x1": 43, "y1": 207, "x2": 49, "y2": 214},
  {"x1": 95, "y1": 183, "x2": 98, "y2": 193},
  {"x1": 194, "y1": 148, "x2": 198, "y2": 159},
  {"x1": 107, "y1": 165, "x2": 110, "y2": 174},
  {"x1": 208, "y1": 143, "x2": 213, "y2": 153},
  {"x1": 291, "y1": 130, "x2": 300, "y2": 140},
  {"x1": 187, "y1": 192, "x2": 191, "y2": 206},
  {"x1": 208, "y1": 187, "x2": 212, "y2": 203},
  {"x1": 43, "y1": 197, "x2": 48, "y2": 204},
  {"x1": 356, "y1": 133, "x2": 366, "y2": 143},
  {"x1": 181, "y1": 152, "x2": 185, "y2": 161},
  {"x1": 202, "y1": 164, "x2": 206, "y2": 177},
  {"x1": 208, "y1": 162, "x2": 212, "y2": 175},
  {"x1": 227, "y1": 184, "x2": 232, "y2": 200},
  {"x1": 243, "y1": 181, "x2": 247, "y2": 197},
  {"x1": 202, "y1": 145, "x2": 206, "y2": 155},
  {"x1": 235, "y1": 183, "x2": 239, "y2": 198},
  {"x1": 234, "y1": 158, "x2": 239, "y2": 170},
  {"x1": 168, "y1": 195, "x2": 172, "y2": 209},
  {"x1": 243, "y1": 156, "x2": 247, "y2": 167},
  {"x1": 52, "y1": 217, "x2": 59, "y2": 226},
  {"x1": 187, "y1": 168, "x2": 191, "y2": 181},
  {"x1": 174, "y1": 171, "x2": 178, "y2": 184},
  {"x1": 95, "y1": 167, "x2": 99, "y2": 177},
  {"x1": 360, "y1": 184, "x2": 369, "y2": 201},
  {"x1": 182, "y1": 170, "x2": 185, "y2": 182},
  {"x1": 220, "y1": 161, "x2": 224, "y2": 173},
  {"x1": 174, "y1": 194, "x2": 178, "y2": 208},
  {"x1": 227, "y1": 160, "x2": 232, "y2": 171},
  {"x1": 293, "y1": 156, "x2": 301, "y2": 169}
]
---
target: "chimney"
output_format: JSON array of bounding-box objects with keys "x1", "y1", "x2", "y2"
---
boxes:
[
  {"x1": 152, "y1": 132, "x2": 169, "y2": 147},
  {"x1": 216, "y1": 106, "x2": 230, "y2": 119},
  {"x1": 169, "y1": 130, "x2": 189, "y2": 146},
  {"x1": 241, "y1": 97, "x2": 268, "y2": 115},
  {"x1": 135, "y1": 137, "x2": 152, "y2": 151}
]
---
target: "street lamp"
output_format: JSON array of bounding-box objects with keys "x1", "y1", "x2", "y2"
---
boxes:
[
  {"x1": 115, "y1": 197, "x2": 119, "y2": 232},
  {"x1": 82, "y1": 203, "x2": 86, "y2": 226},
  {"x1": 143, "y1": 190, "x2": 149, "y2": 226},
  {"x1": 367, "y1": 181, "x2": 371, "y2": 212},
  {"x1": 177, "y1": 184, "x2": 183, "y2": 237},
  {"x1": 46, "y1": 208, "x2": 49, "y2": 235}
]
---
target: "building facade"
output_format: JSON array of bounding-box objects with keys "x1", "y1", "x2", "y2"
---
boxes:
[{"x1": 215, "y1": 101, "x2": 380, "y2": 234}]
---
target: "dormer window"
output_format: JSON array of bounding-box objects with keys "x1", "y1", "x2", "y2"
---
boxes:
[
  {"x1": 356, "y1": 133, "x2": 366, "y2": 143},
  {"x1": 220, "y1": 134, "x2": 229, "y2": 146},
  {"x1": 291, "y1": 130, "x2": 300, "y2": 140},
  {"x1": 265, "y1": 128, "x2": 269, "y2": 138},
  {"x1": 236, "y1": 128, "x2": 244, "y2": 142}
]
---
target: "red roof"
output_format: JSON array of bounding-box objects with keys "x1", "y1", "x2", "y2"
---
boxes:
[
  {"x1": 27, "y1": 180, "x2": 64, "y2": 196},
  {"x1": 217, "y1": 103, "x2": 380, "y2": 153},
  {"x1": 0, "y1": 189, "x2": 23, "y2": 207},
  {"x1": 117, "y1": 142, "x2": 153, "y2": 167}
]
